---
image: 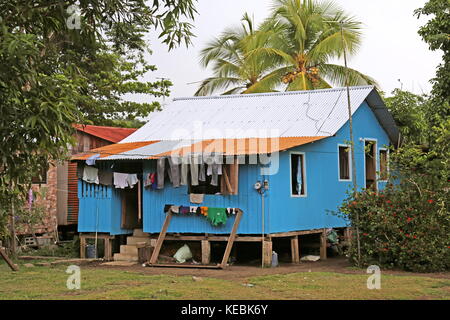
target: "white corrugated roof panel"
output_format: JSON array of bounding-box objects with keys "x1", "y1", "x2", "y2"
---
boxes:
[{"x1": 121, "y1": 86, "x2": 394, "y2": 143}]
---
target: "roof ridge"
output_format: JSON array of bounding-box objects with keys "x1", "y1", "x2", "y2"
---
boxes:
[{"x1": 174, "y1": 85, "x2": 375, "y2": 101}]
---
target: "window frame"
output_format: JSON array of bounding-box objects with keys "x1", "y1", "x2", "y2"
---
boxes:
[
  {"x1": 337, "y1": 144, "x2": 352, "y2": 182},
  {"x1": 289, "y1": 152, "x2": 307, "y2": 198},
  {"x1": 378, "y1": 148, "x2": 389, "y2": 182}
]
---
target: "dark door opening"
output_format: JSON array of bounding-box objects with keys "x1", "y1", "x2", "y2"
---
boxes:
[
  {"x1": 365, "y1": 140, "x2": 377, "y2": 191},
  {"x1": 121, "y1": 185, "x2": 142, "y2": 229}
]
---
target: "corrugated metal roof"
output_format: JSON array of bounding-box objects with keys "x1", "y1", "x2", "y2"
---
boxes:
[
  {"x1": 73, "y1": 124, "x2": 137, "y2": 143},
  {"x1": 71, "y1": 86, "x2": 399, "y2": 161},
  {"x1": 121, "y1": 85, "x2": 387, "y2": 143}
]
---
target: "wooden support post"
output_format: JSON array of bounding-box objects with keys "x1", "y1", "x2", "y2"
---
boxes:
[
  {"x1": 320, "y1": 229, "x2": 327, "y2": 260},
  {"x1": 80, "y1": 234, "x2": 86, "y2": 259},
  {"x1": 201, "y1": 240, "x2": 211, "y2": 265},
  {"x1": 104, "y1": 238, "x2": 112, "y2": 261},
  {"x1": 219, "y1": 209, "x2": 243, "y2": 269},
  {"x1": 149, "y1": 210, "x2": 173, "y2": 264},
  {"x1": 262, "y1": 240, "x2": 272, "y2": 267},
  {"x1": 290, "y1": 235, "x2": 300, "y2": 264},
  {"x1": 0, "y1": 247, "x2": 18, "y2": 271}
]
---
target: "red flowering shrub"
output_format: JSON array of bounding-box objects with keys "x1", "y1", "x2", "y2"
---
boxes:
[{"x1": 338, "y1": 183, "x2": 449, "y2": 272}]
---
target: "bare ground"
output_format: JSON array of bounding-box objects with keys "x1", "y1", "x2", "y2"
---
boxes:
[{"x1": 91, "y1": 257, "x2": 450, "y2": 281}]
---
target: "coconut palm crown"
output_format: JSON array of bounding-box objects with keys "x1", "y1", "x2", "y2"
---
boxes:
[{"x1": 195, "y1": 0, "x2": 377, "y2": 95}]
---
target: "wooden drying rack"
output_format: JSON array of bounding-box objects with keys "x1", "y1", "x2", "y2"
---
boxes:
[{"x1": 147, "y1": 208, "x2": 243, "y2": 269}]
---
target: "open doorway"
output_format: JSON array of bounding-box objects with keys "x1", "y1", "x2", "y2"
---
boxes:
[
  {"x1": 120, "y1": 185, "x2": 142, "y2": 229},
  {"x1": 364, "y1": 140, "x2": 377, "y2": 191}
]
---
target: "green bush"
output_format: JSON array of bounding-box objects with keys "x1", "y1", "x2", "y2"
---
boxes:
[{"x1": 339, "y1": 183, "x2": 449, "y2": 272}]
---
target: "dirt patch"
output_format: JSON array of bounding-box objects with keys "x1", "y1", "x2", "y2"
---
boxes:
[{"x1": 87, "y1": 257, "x2": 450, "y2": 281}]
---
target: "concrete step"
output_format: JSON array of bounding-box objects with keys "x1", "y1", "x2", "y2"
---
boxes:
[
  {"x1": 133, "y1": 229, "x2": 149, "y2": 237},
  {"x1": 113, "y1": 253, "x2": 139, "y2": 262},
  {"x1": 120, "y1": 245, "x2": 138, "y2": 256},
  {"x1": 126, "y1": 236, "x2": 154, "y2": 246}
]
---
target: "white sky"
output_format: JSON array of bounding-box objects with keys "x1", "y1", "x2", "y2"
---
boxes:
[{"x1": 139, "y1": 0, "x2": 442, "y2": 102}]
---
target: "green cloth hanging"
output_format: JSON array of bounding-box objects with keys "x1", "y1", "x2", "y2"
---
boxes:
[{"x1": 207, "y1": 207, "x2": 227, "y2": 226}]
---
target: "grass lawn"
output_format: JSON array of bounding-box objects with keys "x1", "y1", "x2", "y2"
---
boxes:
[{"x1": 1, "y1": 260, "x2": 449, "y2": 300}]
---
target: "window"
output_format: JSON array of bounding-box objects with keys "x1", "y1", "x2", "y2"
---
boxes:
[
  {"x1": 188, "y1": 157, "x2": 239, "y2": 196},
  {"x1": 379, "y1": 149, "x2": 388, "y2": 181},
  {"x1": 338, "y1": 145, "x2": 351, "y2": 181},
  {"x1": 290, "y1": 153, "x2": 306, "y2": 196},
  {"x1": 31, "y1": 164, "x2": 48, "y2": 184},
  {"x1": 189, "y1": 171, "x2": 222, "y2": 195}
]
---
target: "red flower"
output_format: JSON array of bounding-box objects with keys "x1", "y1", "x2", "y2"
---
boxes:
[
  {"x1": 352, "y1": 201, "x2": 357, "y2": 206},
  {"x1": 428, "y1": 199, "x2": 434, "y2": 204},
  {"x1": 407, "y1": 217, "x2": 413, "y2": 223},
  {"x1": 405, "y1": 234, "x2": 410, "y2": 237},
  {"x1": 363, "y1": 233, "x2": 368, "y2": 236},
  {"x1": 386, "y1": 200, "x2": 392, "y2": 204},
  {"x1": 413, "y1": 235, "x2": 417, "y2": 239}
]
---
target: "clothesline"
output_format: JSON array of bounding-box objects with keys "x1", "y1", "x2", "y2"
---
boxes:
[{"x1": 164, "y1": 204, "x2": 239, "y2": 227}]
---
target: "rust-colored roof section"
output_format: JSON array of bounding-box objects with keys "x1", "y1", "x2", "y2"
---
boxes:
[
  {"x1": 71, "y1": 137, "x2": 327, "y2": 160},
  {"x1": 71, "y1": 141, "x2": 157, "y2": 160},
  {"x1": 153, "y1": 137, "x2": 327, "y2": 158},
  {"x1": 73, "y1": 124, "x2": 138, "y2": 143}
]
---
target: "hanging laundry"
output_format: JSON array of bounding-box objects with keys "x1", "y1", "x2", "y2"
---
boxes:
[
  {"x1": 98, "y1": 170, "x2": 113, "y2": 186},
  {"x1": 164, "y1": 204, "x2": 174, "y2": 213},
  {"x1": 190, "y1": 193, "x2": 204, "y2": 204},
  {"x1": 83, "y1": 166, "x2": 99, "y2": 184},
  {"x1": 207, "y1": 207, "x2": 228, "y2": 226},
  {"x1": 86, "y1": 153, "x2": 100, "y2": 166},
  {"x1": 198, "y1": 162, "x2": 206, "y2": 182},
  {"x1": 189, "y1": 154, "x2": 199, "y2": 186},
  {"x1": 206, "y1": 155, "x2": 222, "y2": 186},
  {"x1": 144, "y1": 172, "x2": 157, "y2": 189},
  {"x1": 200, "y1": 206, "x2": 208, "y2": 217},
  {"x1": 144, "y1": 173, "x2": 152, "y2": 188},
  {"x1": 113, "y1": 172, "x2": 128, "y2": 189},
  {"x1": 180, "y1": 161, "x2": 189, "y2": 186},
  {"x1": 179, "y1": 206, "x2": 190, "y2": 215},
  {"x1": 189, "y1": 206, "x2": 198, "y2": 214},
  {"x1": 168, "y1": 157, "x2": 180, "y2": 188},
  {"x1": 127, "y1": 174, "x2": 139, "y2": 188},
  {"x1": 157, "y1": 157, "x2": 165, "y2": 189}
]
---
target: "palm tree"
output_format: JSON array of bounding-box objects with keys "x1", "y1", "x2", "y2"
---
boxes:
[
  {"x1": 256, "y1": 0, "x2": 377, "y2": 90},
  {"x1": 195, "y1": 13, "x2": 286, "y2": 96}
]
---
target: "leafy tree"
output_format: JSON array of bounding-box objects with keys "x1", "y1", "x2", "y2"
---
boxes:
[
  {"x1": 384, "y1": 89, "x2": 428, "y2": 146},
  {"x1": 338, "y1": 0, "x2": 449, "y2": 271},
  {"x1": 415, "y1": 0, "x2": 450, "y2": 107},
  {"x1": 0, "y1": 0, "x2": 197, "y2": 243}
]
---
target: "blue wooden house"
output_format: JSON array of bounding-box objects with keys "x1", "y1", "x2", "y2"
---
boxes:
[{"x1": 73, "y1": 85, "x2": 398, "y2": 266}]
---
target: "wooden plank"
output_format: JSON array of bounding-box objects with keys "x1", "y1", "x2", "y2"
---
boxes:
[
  {"x1": 149, "y1": 210, "x2": 173, "y2": 264},
  {"x1": 222, "y1": 167, "x2": 233, "y2": 194},
  {"x1": 151, "y1": 235, "x2": 263, "y2": 242},
  {"x1": 0, "y1": 247, "x2": 19, "y2": 271},
  {"x1": 229, "y1": 158, "x2": 239, "y2": 195},
  {"x1": 147, "y1": 263, "x2": 221, "y2": 269},
  {"x1": 219, "y1": 209, "x2": 243, "y2": 268},
  {"x1": 262, "y1": 240, "x2": 273, "y2": 267},
  {"x1": 80, "y1": 234, "x2": 86, "y2": 259},
  {"x1": 290, "y1": 236, "x2": 300, "y2": 264},
  {"x1": 320, "y1": 229, "x2": 327, "y2": 260},
  {"x1": 201, "y1": 240, "x2": 211, "y2": 265},
  {"x1": 104, "y1": 238, "x2": 112, "y2": 261},
  {"x1": 138, "y1": 179, "x2": 142, "y2": 221},
  {"x1": 269, "y1": 229, "x2": 323, "y2": 238}
]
